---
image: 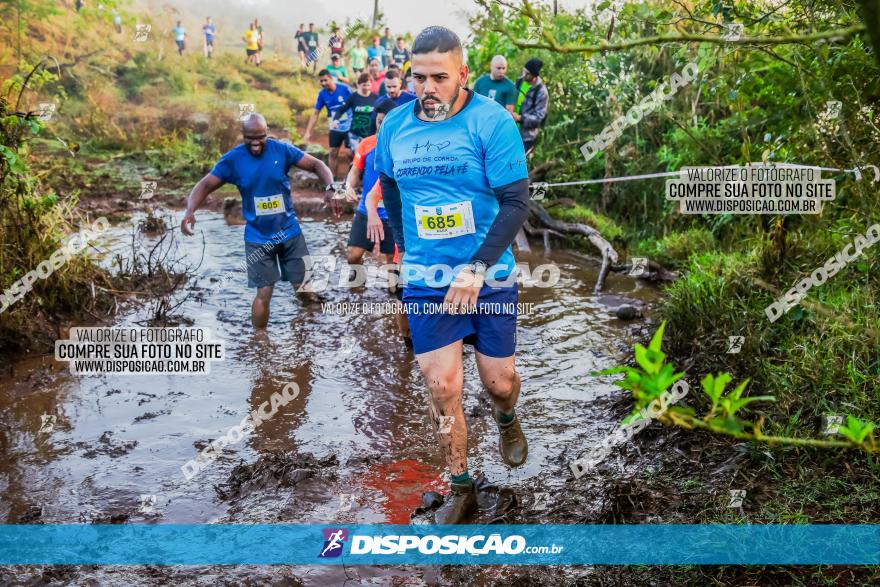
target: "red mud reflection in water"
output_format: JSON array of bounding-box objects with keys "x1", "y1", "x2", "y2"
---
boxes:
[{"x1": 360, "y1": 459, "x2": 446, "y2": 523}]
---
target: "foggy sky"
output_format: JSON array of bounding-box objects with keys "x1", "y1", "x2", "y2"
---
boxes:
[{"x1": 133, "y1": 0, "x2": 596, "y2": 46}]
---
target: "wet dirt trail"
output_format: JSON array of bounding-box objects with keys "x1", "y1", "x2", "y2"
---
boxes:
[{"x1": 0, "y1": 207, "x2": 660, "y2": 585}]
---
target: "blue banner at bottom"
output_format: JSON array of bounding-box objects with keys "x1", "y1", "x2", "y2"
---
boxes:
[{"x1": 1, "y1": 524, "x2": 878, "y2": 565}]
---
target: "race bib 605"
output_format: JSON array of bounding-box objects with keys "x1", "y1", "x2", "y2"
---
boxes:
[{"x1": 254, "y1": 194, "x2": 285, "y2": 216}]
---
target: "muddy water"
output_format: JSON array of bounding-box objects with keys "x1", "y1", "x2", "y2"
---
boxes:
[{"x1": 0, "y1": 208, "x2": 659, "y2": 585}]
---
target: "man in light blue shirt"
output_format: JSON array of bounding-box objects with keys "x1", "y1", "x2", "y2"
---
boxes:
[
  {"x1": 367, "y1": 36, "x2": 385, "y2": 69},
  {"x1": 172, "y1": 21, "x2": 186, "y2": 55},
  {"x1": 375, "y1": 26, "x2": 530, "y2": 524}
]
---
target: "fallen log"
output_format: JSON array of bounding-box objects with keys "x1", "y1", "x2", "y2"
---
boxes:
[
  {"x1": 526, "y1": 200, "x2": 619, "y2": 292},
  {"x1": 525, "y1": 200, "x2": 681, "y2": 290},
  {"x1": 527, "y1": 200, "x2": 619, "y2": 263},
  {"x1": 609, "y1": 259, "x2": 679, "y2": 283}
]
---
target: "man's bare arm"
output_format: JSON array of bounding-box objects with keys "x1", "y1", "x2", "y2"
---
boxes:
[
  {"x1": 295, "y1": 152, "x2": 334, "y2": 187},
  {"x1": 344, "y1": 161, "x2": 361, "y2": 202},
  {"x1": 181, "y1": 174, "x2": 225, "y2": 235},
  {"x1": 302, "y1": 110, "x2": 319, "y2": 143}
]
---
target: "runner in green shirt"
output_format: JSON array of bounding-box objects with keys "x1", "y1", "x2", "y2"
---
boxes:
[
  {"x1": 303, "y1": 22, "x2": 319, "y2": 73},
  {"x1": 473, "y1": 55, "x2": 516, "y2": 115},
  {"x1": 349, "y1": 39, "x2": 368, "y2": 74},
  {"x1": 327, "y1": 54, "x2": 350, "y2": 84}
]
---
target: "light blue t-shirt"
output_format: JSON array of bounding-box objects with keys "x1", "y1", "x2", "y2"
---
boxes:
[
  {"x1": 315, "y1": 84, "x2": 352, "y2": 133},
  {"x1": 375, "y1": 92, "x2": 528, "y2": 288},
  {"x1": 172, "y1": 26, "x2": 186, "y2": 41},
  {"x1": 367, "y1": 46, "x2": 385, "y2": 68},
  {"x1": 210, "y1": 139, "x2": 305, "y2": 245}
]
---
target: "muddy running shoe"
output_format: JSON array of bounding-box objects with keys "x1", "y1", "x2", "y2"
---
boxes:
[
  {"x1": 496, "y1": 410, "x2": 528, "y2": 467},
  {"x1": 434, "y1": 482, "x2": 477, "y2": 524}
]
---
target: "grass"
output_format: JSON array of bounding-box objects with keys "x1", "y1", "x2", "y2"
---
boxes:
[
  {"x1": 546, "y1": 202, "x2": 626, "y2": 240},
  {"x1": 631, "y1": 227, "x2": 717, "y2": 268}
]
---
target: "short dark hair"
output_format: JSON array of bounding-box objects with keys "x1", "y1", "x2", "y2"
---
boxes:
[
  {"x1": 376, "y1": 99, "x2": 397, "y2": 116},
  {"x1": 318, "y1": 69, "x2": 331, "y2": 77},
  {"x1": 331, "y1": 54, "x2": 340, "y2": 60},
  {"x1": 385, "y1": 70, "x2": 399, "y2": 80},
  {"x1": 412, "y1": 26, "x2": 461, "y2": 56},
  {"x1": 397, "y1": 37, "x2": 404, "y2": 42},
  {"x1": 387, "y1": 63, "x2": 400, "y2": 71},
  {"x1": 357, "y1": 72, "x2": 370, "y2": 84}
]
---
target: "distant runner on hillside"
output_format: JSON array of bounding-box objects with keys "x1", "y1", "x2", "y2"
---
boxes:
[
  {"x1": 243, "y1": 23, "x2": 260, "y2": 65},
  {"x1": 295, "y1": 24, "x2": 308, "y2": 68},
  {"x1": 349, "y1": 38, "x2": 368, "y2": 75},
  {"x1": 254, "y1": 19, "x2": 264, "y2": 66},
  {"x1": 304, "y1": 23, "x2": 320, "y2": 73},
  {"x1": 172, "y1": 21, "x2": 186, "y2": 55},
  {"x1": 380, "y1": 27, "x2": 395, "y2": 67},
  {"x1": 329, "y1": 27, "x2": 345, "y2": 58},
  {"x1": 368, "y1": 36, "x2": 385, "y2": 70},
  {"x1": 202, "y1": 17, "x2": 216, "y2": 59}
]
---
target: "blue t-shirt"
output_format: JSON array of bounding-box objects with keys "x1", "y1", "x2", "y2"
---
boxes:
[
  {"x1": 367, "y1": 46, "x2": 384, "y2": 68},
  {"x1": 172, "y1": 26, "x2": 185, "y2": 41},
  {"x1": 210, "y1": 139, "x2": 306, "y2": 245},
  {"x1": 315, "y1": 84, "x2": 353, "y2": 133},
  {"x1": 203, "y1": 24, "x2": 216, "y2": 41},
  {"x1": 375, "y1": 92, "x2": 528, "y2": 288}
]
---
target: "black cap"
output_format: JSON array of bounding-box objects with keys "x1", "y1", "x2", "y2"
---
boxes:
[{"x1": 524, "y1": 58, "x2": 543, "y2": 77}]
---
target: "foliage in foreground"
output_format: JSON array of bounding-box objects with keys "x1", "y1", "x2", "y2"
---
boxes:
[{"x1": 597, "y1": 321, "x2": 878, "y2": 452}]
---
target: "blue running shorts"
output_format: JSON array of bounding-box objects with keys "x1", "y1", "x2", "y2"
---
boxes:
[{"x1": 402, "y1": 283, "x2": 518, "y2": 357}]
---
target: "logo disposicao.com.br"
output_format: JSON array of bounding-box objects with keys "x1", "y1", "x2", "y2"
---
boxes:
[{"x1": 316, "y1": 528, "x2": 563, "y2": 558}]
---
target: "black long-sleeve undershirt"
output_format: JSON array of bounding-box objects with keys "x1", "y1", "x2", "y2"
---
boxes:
[{"x1": 378, "y1": 173, "x2": 530, "y2": 266}]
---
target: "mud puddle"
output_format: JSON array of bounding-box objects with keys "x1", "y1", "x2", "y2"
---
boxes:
[{"x1": 0, "y1": 208, "x2": 661, "y2": 585}]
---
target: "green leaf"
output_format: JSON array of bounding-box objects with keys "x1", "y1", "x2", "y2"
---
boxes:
[
  {"x1": 648, "y1": 320, "x2": 667, "y2": 353},
  {"x1": 838, "y1": 416, "x2": 876, "y2": 444},
  {"x1": 701, "y1": 372, "x2": 731, "y2": 412},
  {"x1": 634, "y1": 343, "x2": 664, "y2": 375},
  {"x1": 729, "y1": 379, "x2": 750, "y2": 401}
]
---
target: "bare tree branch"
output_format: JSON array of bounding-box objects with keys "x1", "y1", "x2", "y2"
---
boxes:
[
  {"x1": 486, "y1": 21, "x2": 866, "y2": 54},
  {"x1": 476, "y1": 0, "x2": 866, "y2": 54}
]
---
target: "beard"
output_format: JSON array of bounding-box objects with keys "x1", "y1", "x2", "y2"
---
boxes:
[{"x1": 420, "y1": 86, "x2": 460, "y2": 121}]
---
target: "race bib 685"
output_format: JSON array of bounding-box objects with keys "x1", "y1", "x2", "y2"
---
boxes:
[{"x1": 414, "y1": 201, "x2": 476, "y2": 239}]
